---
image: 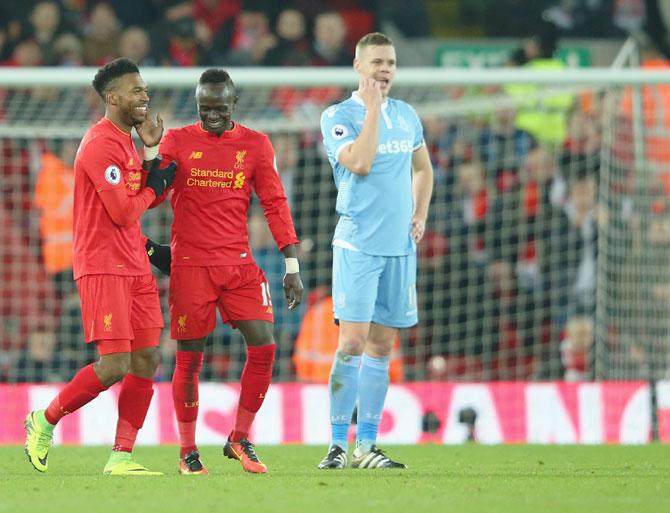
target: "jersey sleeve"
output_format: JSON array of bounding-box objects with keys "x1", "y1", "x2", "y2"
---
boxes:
[
  {"x1": 320, "y1": 105, "x2": 357, "y2": 163},
  {"x1": 79, "y1": 133, "x2": 155, "y2": 226},
  {"x1": 98, "y1": 187, "x2": 155, "y2": 227},
  {"x1": 253, "y1": 135, "x2": 299, "y2": 250},
  {"x1": 79, "y1": 136, "x2": 128, "y2": 193},
  {"x1": 407, "y1": 104, "x2": 426, "y2": 151},
  {"x1": 159, "y1": 128, "x2": 178, "y2": 163}
]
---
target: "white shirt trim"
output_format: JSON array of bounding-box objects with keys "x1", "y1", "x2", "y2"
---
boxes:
[
  {"x1": 350, "y1": 91, "x2": 388, "y2": 109},
  {"x1": 333, "y1": 238, "x2": 360, "y2": 251},
  {"x1": 381, "y1": 108, "x2": 393, "y2": 129}
]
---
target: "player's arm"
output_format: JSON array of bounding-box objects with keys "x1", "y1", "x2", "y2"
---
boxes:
[
  {"x1": 136, "y1": 108, "x2": 163, "y2": 164},
  {"x1": 335, "y1": 78, "x2": 382, "y2": 176},
  {"x1": 80, "y1": 140, "x2": 159, "y2": 227},
  {"x1": 410, "y1": 144, "x2": 433, "y2": 243},
  {"x1": 97, "y1": 160, "x2": 176, "y2": 227},
  {"x1": 280, "y1": 243, "x2": 302, "y2": 310},
  {"x1": 148, "y1": 129, "x2": 179, "y2": 208},
  {"x1": 254, "y1": 136, "x2": 303, "y2": 310},
  {"x1": 98, "y1": 187, "x2": 156, "y2": 227},
  {"x1": 138, "y1": 109, "x2": 164, "y2": 198},
  {"x1": 133, "y1": 111, "x2": 178, "y2": 209}
]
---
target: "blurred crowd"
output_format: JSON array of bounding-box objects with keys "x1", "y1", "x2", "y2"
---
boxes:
[
  {"x1": 1, "y1": 0, "x2": 659, "y2": 70},
  {"x1": 0, "y1": 0, "x2": 384, "y2": 68},
  {"x1": 3, "y1": 1, "x2": 670, "y2": 385}
]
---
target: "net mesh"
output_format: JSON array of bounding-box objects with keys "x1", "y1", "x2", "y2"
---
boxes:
[
  {"x1": 1, "y1": 69, "x2": 669, "y2": 386},
  {"x1": 595, "y1": 79, "x2": 670, "y2": 381}
]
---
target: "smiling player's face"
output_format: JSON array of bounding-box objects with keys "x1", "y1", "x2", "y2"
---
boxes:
[
  {"x1": 110, "y1": 73, "x2": 149, "y2": 128},
  {"x1": 196, "y1": 83, "x2": 237, "y2": 135},
  {"x1": 355, "y1": 44, "x2": 396, "y2": 97}
]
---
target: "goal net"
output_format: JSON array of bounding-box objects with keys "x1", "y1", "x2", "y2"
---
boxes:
[{"x1": 1, "y1": 65, "x2": 670, "y2": 389}]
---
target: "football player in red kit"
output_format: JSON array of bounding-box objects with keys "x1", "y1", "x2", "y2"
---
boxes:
[
  {"x1": 150, "y1": 69, "x2": 303, "y2": 474},
  {"x1": 24, "y1": 58, "x2": 176, "y2": 475}
]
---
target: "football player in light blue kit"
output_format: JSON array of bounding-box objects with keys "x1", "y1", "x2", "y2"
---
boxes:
[{"x1": 318, "y1": 32, "x2": 433, "y2": 469}]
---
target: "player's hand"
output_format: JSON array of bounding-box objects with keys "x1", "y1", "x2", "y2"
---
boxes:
[
  {"x1": 283, "y1": 272, "x2": 304, "y2": 311},
  {"x1": 358, "y1": 77, "x2": 382, "y2": 111},
  {"x1": 411, "y1": 214, "x2": 426, "y2": 243},
  {"x1": 146, "y1": 238, "x2": 171, "y2": 275},
  {"x1": 136, "y1": 110, "x2": 164, "y2": 148},
  {"x1": 146, "y1": 160, "x2": 177, "y2": 197}
]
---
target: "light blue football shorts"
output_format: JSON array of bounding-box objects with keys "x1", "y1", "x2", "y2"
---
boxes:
[{"x1": 332, "y1": 246, "x2": 418, "y2": 328}]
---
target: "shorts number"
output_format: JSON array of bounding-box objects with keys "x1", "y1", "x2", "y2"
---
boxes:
[{"x1": 260, "y1": 282, "x2": 273, "y2": 307}]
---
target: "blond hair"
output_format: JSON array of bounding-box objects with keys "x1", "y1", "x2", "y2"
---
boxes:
[{"x1": 355, "y1": 32, "x2": 393, "y2": 58}]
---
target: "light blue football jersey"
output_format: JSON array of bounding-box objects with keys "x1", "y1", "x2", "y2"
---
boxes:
[{"x1": 320, "y1": 92, "x2": 425, "y2": 256}]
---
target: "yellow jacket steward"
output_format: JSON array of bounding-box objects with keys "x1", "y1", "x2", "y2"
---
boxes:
[
  {"x1": 505, "y1": 58, "x2": 573, "y2": 146},
  {"x1": 34, "y1": 151, "x2": 74, "y2": 274}
]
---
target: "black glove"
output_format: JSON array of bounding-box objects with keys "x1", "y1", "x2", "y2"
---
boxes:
[
  {"x1": 146, "y1": 238, "x2": 171, "y2": 275},
  {"x1": 145, "y1": 159, "x2": 177, "y2": 197}
]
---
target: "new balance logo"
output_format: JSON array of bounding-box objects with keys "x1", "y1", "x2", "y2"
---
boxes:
[{"x1": 189, "y1": 151, "x2": 203, "y2": 159}]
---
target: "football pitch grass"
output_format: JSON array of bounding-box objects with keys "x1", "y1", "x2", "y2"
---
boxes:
[{"x1": 2, "y1": 444, "x2": 669, "y2": 513}]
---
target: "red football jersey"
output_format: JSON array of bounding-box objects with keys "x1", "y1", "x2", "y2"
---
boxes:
[
  {"x1": 159, "y1": 122, "x2": 298, "y2": 266},
  {"x1": 73, "y1": 118, "x2": 151, "y2": 279}
]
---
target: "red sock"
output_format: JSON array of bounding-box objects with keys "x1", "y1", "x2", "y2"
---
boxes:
[
  {"x1": 45, "y1": 363, "x2": 108, "y2": 425},
  {"x1": 231, "y1": 344, "x2": 275, "y2": 442},
  {"x1": 172, "y1": 351, "x2": 203, "y2": 458},
  {"x1": 113, "y1": 374, "x2": 154, "y2": 453}
]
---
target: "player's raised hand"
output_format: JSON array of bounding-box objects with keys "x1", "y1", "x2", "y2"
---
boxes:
[
  {"x1": 136, "y1": 110, "x2": 164, "y2": 148},
  {"x1": 358, "y1": 77, "x2": 382, "y2": 111},
  {"x1": 283, "y1": 272, "x2": 304, "y2": 311}
]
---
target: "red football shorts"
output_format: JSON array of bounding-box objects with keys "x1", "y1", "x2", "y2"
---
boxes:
[
  {"x1": 77, "y1": 274, "x2": 164, "y2": 348},
  {"x1": 169, "y1": 264, "x2": 274, "y2": 339}
]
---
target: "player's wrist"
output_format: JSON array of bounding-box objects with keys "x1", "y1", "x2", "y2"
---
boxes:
[
  {"x1": 144, "y1": 145, "x2": 159, "y2": 160},
  {"x1": 285, "y1": 257, "x2": 299, "y2": 274}
]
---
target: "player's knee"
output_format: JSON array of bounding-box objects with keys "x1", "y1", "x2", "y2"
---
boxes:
[
  {"x1": 95, "y1": 354, "x2": 131, "y2": 385},
  {"x1": 146, "y1": 347, "x2": 161, "y2": 370},
  {"x1": 337, "y1": 338, "x2": 365, "y2": 355},
  {"x1": 365, "y1": 338, "x2": 393, "y2": 358},
  {"x1": 132, "y1": 347, "x2": 161, "y2": 374},
  {"x1": 238, "y1": 320, "x2": 275, "y2": 346}
]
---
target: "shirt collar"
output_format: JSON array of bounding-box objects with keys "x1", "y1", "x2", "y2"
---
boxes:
[
  {"x1": 102, "y1": 117, "x2": 132, "y2": 138},
  {"x1": 351, "y1": 91, "x2": 388, "y2": 109},
  {"x1": 198, "y1": 120, "x2": 238, "y2": 138}
]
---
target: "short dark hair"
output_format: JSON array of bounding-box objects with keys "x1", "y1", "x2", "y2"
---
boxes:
[
  {"x1": 199, "y1": 68, "x2": 234, "y2": 87},
  {"x1": 92, "y1": 57, "x2": 139, "y2": 99}
]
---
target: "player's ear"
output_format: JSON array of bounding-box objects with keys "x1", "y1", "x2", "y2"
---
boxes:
[{"x1": 106, "y1": 90, "x2": 117, "y2": 106}]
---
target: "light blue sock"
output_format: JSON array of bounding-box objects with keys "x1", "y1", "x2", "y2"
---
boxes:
[
  {"x1": 328, "y1": 351, "x2": 361, "y2": 450},
  {"x1": 356, "y1": 353, "x2": 390, "y2": 451}
]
